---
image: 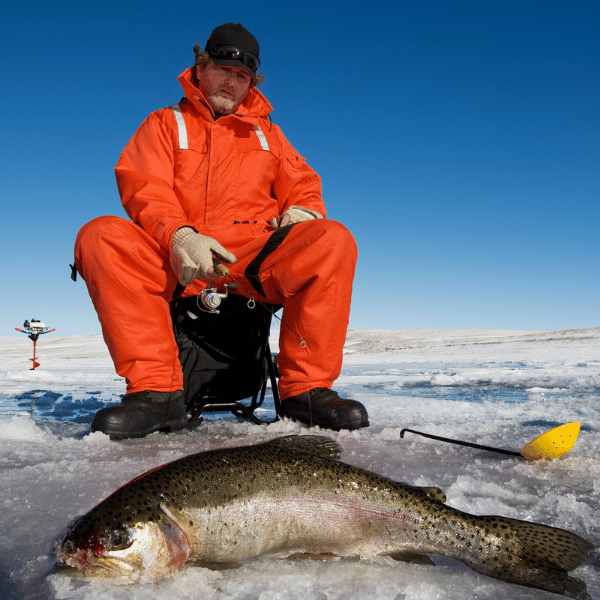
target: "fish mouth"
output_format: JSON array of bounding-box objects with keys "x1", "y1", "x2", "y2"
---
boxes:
[{"x1": 55, "y1": 552, "x2": 138, "y2": 580}]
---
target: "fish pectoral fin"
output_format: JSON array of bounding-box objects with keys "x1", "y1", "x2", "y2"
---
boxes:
[
  {"x1": 385, "y1": 551, "x2": 436, "y2": 566},
  {"x1": 189, "y1": 559, "x2": 244, "y2": 570},
  {"x1": 266, "y1": 435, "x2": 342, "y2": 460}
]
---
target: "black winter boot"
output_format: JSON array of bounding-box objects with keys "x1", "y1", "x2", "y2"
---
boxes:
[
  {"x1": 91, "y1": 390, "x2": 187, "y2": 440},
  {"x1": 280, "y1": 388, "x2": 369, "y2": 430}
]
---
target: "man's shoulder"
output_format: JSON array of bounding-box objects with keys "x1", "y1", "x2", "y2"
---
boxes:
[
  {"x1": 142, "y1": 99, "x2": 205, "y2": 129},
  {"x1": 139, "y1": 103, "x2": 182, "y2": 124}
]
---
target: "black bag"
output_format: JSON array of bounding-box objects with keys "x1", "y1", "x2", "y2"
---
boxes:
[{"x1": 170, "y1": 294, "x2": 280, "y2": 424}]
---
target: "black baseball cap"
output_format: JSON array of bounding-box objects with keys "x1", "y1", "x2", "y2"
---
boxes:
[{"x1": 205, "y1": 23, "x2": 260, "y2": 78}]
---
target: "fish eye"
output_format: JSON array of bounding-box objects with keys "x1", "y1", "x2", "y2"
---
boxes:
[{"x1": 107, "y1": 529, "x2": 133, "y2": 551}]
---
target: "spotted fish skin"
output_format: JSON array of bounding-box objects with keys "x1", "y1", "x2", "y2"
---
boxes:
[{"x1": 57, "y1": 436, "x2": 595, "y2": 598}]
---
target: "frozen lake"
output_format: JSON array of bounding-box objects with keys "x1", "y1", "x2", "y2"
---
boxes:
[{"x1": 1, "y1": 328, "x2": 599, "y2": 599}]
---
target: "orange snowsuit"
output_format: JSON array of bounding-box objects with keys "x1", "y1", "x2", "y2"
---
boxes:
[{"x1": 75, "y1": 68, "x2": 357, "y2": 399}]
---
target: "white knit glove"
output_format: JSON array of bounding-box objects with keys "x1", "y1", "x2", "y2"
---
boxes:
[
  {"x1": 271, "y1": 205, "x2": 323, "y2": 228},
  {"x1": 170, "y1": 227, "x2": 236, "y2": 286}
]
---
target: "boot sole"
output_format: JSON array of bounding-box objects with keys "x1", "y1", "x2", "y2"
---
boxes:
[
  {"x1": 280, "y1": 410, "x2": 370, "y2": 431},
  {"x1": 94, "y1": 417, "x2": 189, "y2": 441}
]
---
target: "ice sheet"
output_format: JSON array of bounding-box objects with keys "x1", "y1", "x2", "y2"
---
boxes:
[{"x1": 1, "y1": 328, "x2": 598, "y2": 599}]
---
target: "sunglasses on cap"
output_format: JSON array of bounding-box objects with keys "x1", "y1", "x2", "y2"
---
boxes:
[{"x1": 208, "y1": 44, "x2": 260, "y2": 72}]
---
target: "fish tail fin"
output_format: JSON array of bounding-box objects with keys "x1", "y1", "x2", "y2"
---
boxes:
[{"x1": 471, "y1": 517, "x2": 595, "y2": 599}]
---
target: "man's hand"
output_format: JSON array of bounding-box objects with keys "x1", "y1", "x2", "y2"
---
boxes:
[
  {"x1": 271, "y1": 205, "x2": 323, "y2": 228},
  {"x1": 170, "y1": 227, "x2": 236, "y2": 286}
]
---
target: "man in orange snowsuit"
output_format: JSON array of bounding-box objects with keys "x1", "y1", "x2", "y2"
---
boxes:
[{"x1": 74, "y1": 23, "x2": 368, "y2": 439}]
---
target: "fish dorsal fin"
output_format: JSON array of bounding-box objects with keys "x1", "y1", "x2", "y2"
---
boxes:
[{"x1": 266, "y1": 435, "x2": 342, "y2": 459}]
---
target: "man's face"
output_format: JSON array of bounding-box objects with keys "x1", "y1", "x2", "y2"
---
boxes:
[{"x1": 196, "y1": 61, "x2": 252, "y2": 115}]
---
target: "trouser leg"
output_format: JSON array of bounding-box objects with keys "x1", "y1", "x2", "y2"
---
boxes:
[
  {"x1": 74, "y1": 216, "x2": 184, "y2": 393},
  {"x1": 228, "y1": 219, "x2": 358, "y2": 400}
]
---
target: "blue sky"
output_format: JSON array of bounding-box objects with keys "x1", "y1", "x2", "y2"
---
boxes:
[{"x1": 1, "y1": 0, "x2": 598, "y2": 338}]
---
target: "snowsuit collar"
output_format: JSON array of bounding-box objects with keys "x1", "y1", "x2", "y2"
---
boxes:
[{"x1": 177, "y1": 67, "x2": 274, "y2": 120}]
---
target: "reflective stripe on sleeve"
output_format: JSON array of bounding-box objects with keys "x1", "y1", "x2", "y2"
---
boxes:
[{"x1": 171, "y1": 104, "x2": 188, "y2": 150}]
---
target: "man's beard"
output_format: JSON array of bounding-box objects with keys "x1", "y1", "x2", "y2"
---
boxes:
[{"x1": 208, "y1": 94, "x2": 237, "y2": 115}]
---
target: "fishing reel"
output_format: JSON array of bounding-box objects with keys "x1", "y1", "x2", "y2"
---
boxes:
[
  {"x1": 197, "y1": 260, "x2": 238, "y2": 314},
  {"x1": 198, "y1": 283, "x2": 239, "y2": 313}
]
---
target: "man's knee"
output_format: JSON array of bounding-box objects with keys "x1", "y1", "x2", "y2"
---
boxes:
[
  {"x1": 76, "y1": 216, "x2": 135, "y2": 250},
  {"x1": 75, "y1": 215, "x2": 140, "y2": 245},
  {"x1": 75, "y1": 216, "x2": 147, "y2": 281},
  {"x1": 310, "y1": 219, "x2": 358, "y2": 262}
]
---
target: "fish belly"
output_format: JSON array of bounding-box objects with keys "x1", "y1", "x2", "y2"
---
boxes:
[{"x1": 181, "y1": 493, "x2": 423, "y2": 564}]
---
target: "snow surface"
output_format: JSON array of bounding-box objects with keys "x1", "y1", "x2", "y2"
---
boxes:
[{"x1": 1, "y1": 328, "x2": 599, "y2": 600}]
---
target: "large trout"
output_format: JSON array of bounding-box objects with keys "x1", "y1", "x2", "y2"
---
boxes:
[{"x1": 56, "y1": 435, "x2": 594, "y2": 598}]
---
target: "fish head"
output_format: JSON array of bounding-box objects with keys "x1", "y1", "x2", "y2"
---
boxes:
[{"x1": 56, "y1": 512, "x2": 191, "y2": 582}]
